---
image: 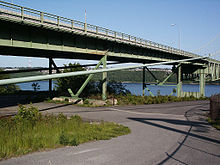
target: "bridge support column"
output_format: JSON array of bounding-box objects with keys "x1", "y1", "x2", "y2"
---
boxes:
[
  {"x1": 142, "y1": 66, "x2": 146, "y2": 96},
  {"x1": 177, "y1": 64, "x2": 182, "y2": 97},
  {"x1": 49, "y1": 57, "x2": 52, "y2": 97},
  {"x1": 199, "y1": 69, "x2": 205, "y2": 97},
  {"x1": 102, "y1": 55, "x2": 107, "y2": 100}
]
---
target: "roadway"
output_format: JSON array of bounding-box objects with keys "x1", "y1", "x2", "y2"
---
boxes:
[{"x1": 0, "y1": 100, "x2": 220, "y2": 165}]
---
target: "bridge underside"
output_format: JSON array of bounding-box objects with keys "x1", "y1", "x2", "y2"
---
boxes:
[
  {"x1": 0, "y1": 19, "x2": 205, "y2": 65},
  {"x1": 0, "y1": 4, "x2": 219, "y2": 100}
]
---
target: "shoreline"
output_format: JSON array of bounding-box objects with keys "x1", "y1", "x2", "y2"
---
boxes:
[{"x1": 122, "y1": 81, "x2": 220, "y2": 85}]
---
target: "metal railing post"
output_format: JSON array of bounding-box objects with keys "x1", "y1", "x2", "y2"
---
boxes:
[
  {"x1": 84, "y1": 23, "x2": 87, "y2": 32},
  {"x1": 21, "y1": 7, "x2": 24, "y2": 20},
  {"x1": 96, "y1": 26, "x2": 98, "y2": 34},
  {"x1": 71, "y1": 20, "x2": 74, "y2": 29},
  {"x1": 57, "y1": 16, "x2": 60, "y2": 26},
  {"x1": 40, "y1": 12, "x2": 44, "y2": 23}
]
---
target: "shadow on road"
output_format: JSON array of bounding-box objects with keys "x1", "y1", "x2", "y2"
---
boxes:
[
  {"x1": 128, "y1": 108, "x2": 220, "y2": 164},
  {"x1": 128, "y1": 117, "x2": 220, "y2": 144},
  {"x1": 0, "y1": 91, "x2": 58, "y2": 108},
  {"x1": 39, "y1": 104, "x2": 72, "y2": 112}
]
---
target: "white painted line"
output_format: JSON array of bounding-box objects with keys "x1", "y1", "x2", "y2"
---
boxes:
[
  {"x1": 73, "y1": 148, "x2": 99, "y2": 155},
  {"x1": 108, "y1": 108, "x2": 185, "y2": 118}
]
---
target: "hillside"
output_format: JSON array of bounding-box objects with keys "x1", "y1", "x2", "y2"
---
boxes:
[{"x1": 91, "y1": 70, "x2": 177, "y2": 83}]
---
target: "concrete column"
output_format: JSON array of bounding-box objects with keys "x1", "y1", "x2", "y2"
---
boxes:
[
  {"x1": 177, "y1": 64, "x2": 182, "y2": 97},
  {"x1": 102, "y1": 55, "x2": 107, "y2": 100},
  {"x1": 216, "y1": 64, "x2": 220, "y2": 79},
  {"x1": 143, "y1": 66, "x2": 146, "y2": 96},
  {"x1": 199, "y1": 69, "x2": 205, "y2": 97},
  {"x1": 49, "y1": 57, "x2": 52, "y2": 97}
]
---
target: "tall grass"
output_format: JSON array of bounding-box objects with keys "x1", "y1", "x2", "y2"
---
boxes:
[{"x1": 0, "y1": 105, "x2": 130, "y2": 160}]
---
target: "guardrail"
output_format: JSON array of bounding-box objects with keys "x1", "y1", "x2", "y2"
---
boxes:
[{"x1": 0, "y1": 0, "x2": 199, "y2": 58}]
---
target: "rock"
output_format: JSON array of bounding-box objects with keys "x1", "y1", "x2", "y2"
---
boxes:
[
  {"x1": 69, "y1": 98, "x2": 83, "y2": 104},
  {"x1": 107, "y1": 98, "x2": 118, "y2": 105},
  {"x1": 88, "y1": 100, "x2": 107, "y2": 106},
  {"x1": 52, "y1": 97, "x2": 65, "y2": 102}
]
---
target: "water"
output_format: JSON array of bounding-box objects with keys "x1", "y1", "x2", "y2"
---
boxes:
[
  {"x1": 124, "y1": 83, "x2": 220, "y2": 97},
  {"x1": 17, "y1": 81, "x2": 220, "y2": 97}
]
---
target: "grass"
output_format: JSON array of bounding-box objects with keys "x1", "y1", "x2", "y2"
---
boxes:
[
  {"x1": 0, "y1": 105, "x2": 130, "y2": 160},
  {"x1": 116, "y1": 94, "x2": 208, "y2": 105},
  {"x1": 207, "y1": 117, "x2": 220, "y2": 130},
  {"x1": 46, "y1": 95, "x2": 208, "y2": 107}
]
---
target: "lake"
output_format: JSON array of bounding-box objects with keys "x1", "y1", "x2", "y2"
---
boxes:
[{"x1": 17, "y1": 81, "x2": 220, "y2": 97}]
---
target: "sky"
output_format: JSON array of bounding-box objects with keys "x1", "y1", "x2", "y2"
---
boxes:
[{"x1": 1, "y1": 0, "x2": 220, "y2": 67}]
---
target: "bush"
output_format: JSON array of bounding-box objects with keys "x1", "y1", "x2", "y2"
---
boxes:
[
  {"x1": 0, "y1": 69, "x2": 20, "y2": 94},
  {"x1": 116, "y1": 95, "x2": 207, "y2": 105},
  {"x1": 55, "y1": 63, "x2": 95, "y2": 97},
  {"x1": 14, "y1": 104, "x2": 41, "y2": 122}
]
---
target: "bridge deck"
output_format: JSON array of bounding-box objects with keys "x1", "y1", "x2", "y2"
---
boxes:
[{"x1": 0, "y1": 0, "x2": 219, "y2": 65}]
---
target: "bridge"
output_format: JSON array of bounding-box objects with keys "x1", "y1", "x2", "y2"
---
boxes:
[{"x1": 0, "y1": 0, "x2": 219, "y2": 100}]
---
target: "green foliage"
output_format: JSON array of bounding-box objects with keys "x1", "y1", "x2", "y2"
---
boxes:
[
  {"x1": 14, "y1": 105, "x2": 41, "y2": 121},
  {"x1": 0, "y1": 106, "x2": 130, "y2": 160},
  {"x1": 0, "y1": 69, "x2": 20, "y2": 94},
  {"x1": 55, "y1": 63, "x2": 130, "y2": 97},
  {"x1": 207, "y1": 117, "x2": 220, "y2": 130},
  {"x1": 59, "y1": 131, "x2": 69, "y2": 145},
  {"x1": 32, "y1": 83, "x2": 40, "y2": 92},
  {"x1": 92, "y1": 70, "x2": 177, "y2": 83},
  {"x1": 95, "y1": 80, "x2": 131, "y2": 95},
  {"x1": 116, "y1": 95, "x2": 207, "y2": 105},
  {"x1": 55, "y1": 63, "x2": 95, "y2": 97},
  {"x1": 59, "y1": 131, "x2": 79, "y2": 146}
]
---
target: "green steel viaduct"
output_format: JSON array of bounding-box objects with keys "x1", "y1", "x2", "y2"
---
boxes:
[{"x1": 0, "y1": 1, "x2": 219, "y2": 100}]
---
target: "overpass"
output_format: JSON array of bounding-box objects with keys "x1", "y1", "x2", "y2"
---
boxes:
[{"x1": 0, "y1": 0, "x2": 219, "y2": 99}]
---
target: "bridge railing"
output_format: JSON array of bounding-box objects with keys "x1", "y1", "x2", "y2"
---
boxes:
[{"x1": 0, "y1": 0, "x2": 200, "y2": 59}]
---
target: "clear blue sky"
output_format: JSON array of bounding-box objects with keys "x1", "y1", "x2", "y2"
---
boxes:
[{"x1": 1, "y1": 0, "x2": 220, "y2": 67}]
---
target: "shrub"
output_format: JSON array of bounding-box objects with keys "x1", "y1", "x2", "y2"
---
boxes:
[
  {"x1": 55, "y1": 63, "x2": 95, "y2": 97},
  {"x1": 0, "y1": 69, "x2": 20, "y2": 94},
  {"x1": 14, "y1": 104, "x2": 41, "y2": 122},
  {"x1": 59, "y1": 131, "x2": 69, "y2": 145},
  {"x1": 116, "y1": 95, "x2": 207, "y2": 105}
]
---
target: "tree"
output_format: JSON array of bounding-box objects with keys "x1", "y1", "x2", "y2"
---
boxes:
[
  {"x1": 55, "y1": 63, "x2": 130, "y2": 97},
  {"x1": 96, "y1": 80, "x2": 130, "y2": 95},
  {"x1": 32, "y1": 82, "x2": 40, "y2": 92},
  {"x1": 0, "y1": 69, "x2": 20, "y2": 94},
  {"x1": 55, "y1": 63, "x2": 95, "y2": 97}
]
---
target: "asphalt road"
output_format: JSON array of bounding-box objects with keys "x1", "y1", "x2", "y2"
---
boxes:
[{"x1": 0, "y1": 100, "x2": 220, "y2": 165}]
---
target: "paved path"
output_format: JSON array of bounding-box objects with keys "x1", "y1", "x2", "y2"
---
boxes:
[{"x1": 0, "y1": 100, "x2": 220, "y2": 165}]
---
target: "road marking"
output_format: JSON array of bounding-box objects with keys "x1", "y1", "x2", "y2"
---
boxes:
[
  {"x1": 108, "y1": 108, "x2": 184, "y2": 118},
  {"x1": 73, "y1": 148, "x2": 99, "y2": 155}
]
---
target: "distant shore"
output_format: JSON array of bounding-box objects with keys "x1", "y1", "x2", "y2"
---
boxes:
[{"x1": 122, "y1": 81, "x2": 220, "y2": 85}]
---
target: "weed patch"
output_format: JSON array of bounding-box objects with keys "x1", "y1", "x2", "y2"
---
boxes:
[
  {"x1": 207, "y1": 117, "x2": 220, "y2": 130},
  {"x1": 116, "y1": 95, "x2": 207, "y2": 105},
  {"x1": 0, "y1": 105, "x2": 130, "y2": 160}
]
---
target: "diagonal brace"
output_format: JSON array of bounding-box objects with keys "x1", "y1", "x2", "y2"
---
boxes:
[
  {"x1": 68, "y1": 55, "x2": 107, "y2": 98},
  {"x1": 146, "y1": 67, "x2": 160, "y2": 83},
  {"x1": 51, "y1": 59, "x2": 61, "y2": 73},
  {"x1": 158, "y1": 63, "x2": 181, "y2": 85}
]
